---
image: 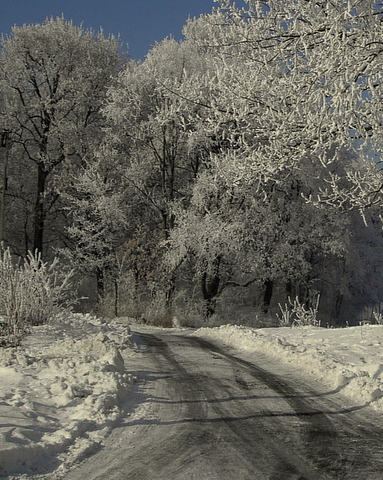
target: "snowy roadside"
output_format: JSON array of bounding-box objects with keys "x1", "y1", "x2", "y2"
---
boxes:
[
  {"x1": 0, "y1": 314, "x2": 135, "y2": 479},
  {"x1": 194, "y1": 323, "x2": 383, "y2": 411}
]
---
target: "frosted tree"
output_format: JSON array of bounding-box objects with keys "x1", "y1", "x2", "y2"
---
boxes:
[
  {"x1": 61, "y1": 155, "x2": 127, "y2": 307},
  {"x1": 162, "y1": 1, "x2": 381, "y2": 319},
  {"x1": 0, "y1": 18, "x2": 121, "y2": 256},
  {"x1": 166, "y1": 157, "x2": 350, "y2": 318},
  {"x1": 183, "y1": 0, "x2": 383, "y2": 207},
  {"x1": 104, "y1": 38, "x2": 211, "y2": 236},
  {"x1": 103, "y1": 38, "x2": 214, "y2": 315}
]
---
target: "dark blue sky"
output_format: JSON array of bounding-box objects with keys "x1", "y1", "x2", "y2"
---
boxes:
[{"x1": 0, "y1": 0, "x2": 218, "y2": 60}]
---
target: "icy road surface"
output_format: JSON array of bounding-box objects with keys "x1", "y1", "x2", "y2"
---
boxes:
[{"x1": 63, "y1": 326, "x2": 383, "y2": 480}]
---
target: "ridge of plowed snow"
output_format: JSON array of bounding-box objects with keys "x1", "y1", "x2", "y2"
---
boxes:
[{"x1": 0, "y1": 314, "x2": 134, "y2": 479}]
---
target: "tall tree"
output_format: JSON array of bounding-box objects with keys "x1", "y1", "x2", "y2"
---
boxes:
[
  {"x1": 166, "y1": 157, "x2": 350, "y2": 319},
  {"x1": 0, "y1": 17, "x2": 121, "y2": 257},
  {"x1": 103, "y1": 38, "x2": 212, "y2": 314},
  {"x1": 61, "y1": 154, "x2": 127, "y2": 307}
]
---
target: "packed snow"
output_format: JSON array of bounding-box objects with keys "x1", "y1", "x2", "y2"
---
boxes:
[{"x1": 2, "y1": 315, "x2": 383, "y2": 478}]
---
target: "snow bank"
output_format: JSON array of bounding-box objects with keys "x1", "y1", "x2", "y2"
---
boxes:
[
  {"x1": 194, "y1": 324, "x2": 383, "y2": 410},
  {"x1": 0, "y1": 314, "x2": 134, "y2": 479}
]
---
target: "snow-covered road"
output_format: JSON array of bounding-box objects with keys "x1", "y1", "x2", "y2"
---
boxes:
[
  {"x1": 62, "y1": 326, "x2": 383, "y2": 480},
  {"x1": 3, "y1": 318, "x2": 383, "y2": 478}
]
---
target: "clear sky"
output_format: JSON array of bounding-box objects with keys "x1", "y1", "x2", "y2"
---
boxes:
[{"x1": 0, "y1": 0, "x2": 218, "y2": 60}]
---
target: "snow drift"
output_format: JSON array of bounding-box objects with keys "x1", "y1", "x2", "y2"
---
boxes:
[{"x1": 0, "y1": 314, "x2": 134, "y2": 478}]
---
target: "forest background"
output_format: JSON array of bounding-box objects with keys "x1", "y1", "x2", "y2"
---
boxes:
[{"x1": 1, "y1": 0, "x2": 383, "y2": 329}]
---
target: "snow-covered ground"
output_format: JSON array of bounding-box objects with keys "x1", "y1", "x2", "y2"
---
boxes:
[
  {"x1": 2, "y1": 315, "x2": 383, "y2": 478},
  {"x1": 0, "y1": 314, "x2": 135, "y2": 479}
]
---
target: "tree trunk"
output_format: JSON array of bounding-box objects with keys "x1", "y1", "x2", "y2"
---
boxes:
[
  {"x1": 33, "y1": 164, "x2": 48, "y2": 255},
  {"x1": 201, "y1": 259, "x2": 221, "y2": 319},
  {"x1": 202, "y1": 294, "x2": 218, "y2": 319},
  {"x1": 96, "y1": 267, "x2": 105, "y2": 306},
  {"x1": 286, "y1": 280, "x2": 295, "y2": 301},
  {"x1": 0, "y1": 132, "x2": 9, "y2": 243},
  {"x1": 164, "y1": 273, "x2": 176, "y2": 321},
  {"x1": 263, "y1": 279, "x2": 274, "y2": 312},
  {"x1": 114, "y1": 279, "x2": 119, "y2": 317}
]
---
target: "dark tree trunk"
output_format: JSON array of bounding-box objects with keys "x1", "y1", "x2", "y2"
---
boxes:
[
  {"x1": 286, "y1": 280, "x2": 294, "y2": 300},
  {"x1": 202, "y1": 295, "x2": 218, "y2": 319},
  {"x1": 114, "y1": 279, "x2": 119, "y2": 317},
  {"x1": 96, "y1": 267, "x2": 105, "y2": 305},
  {"x1": 201, "y1": 259, "x2": 221, "y2": 319},
  {"x1": 33, "y1": 164, "x2": 48, "y2": 255},
  {"x1": 164, "y1": 273, "x2": 176, "y2": 321},
  {"x1": 263, "y1": 279, "x2": 274, "y2": 312}
]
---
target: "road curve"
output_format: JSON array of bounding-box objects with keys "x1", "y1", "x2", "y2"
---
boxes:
[{"x1": 63, "y1": 327, "x2": 383, "y2": 479}]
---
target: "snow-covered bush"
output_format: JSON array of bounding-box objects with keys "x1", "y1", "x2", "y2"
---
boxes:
[
  {"x1": 373, "y1": 310, "x2": 383, "y2": 325},
  {"x1": 0, "y1": 248, "x2": 76, "y2": 345},
  {"x1": 277, "y1": 295, "x2": 321, "y2": 328}
]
